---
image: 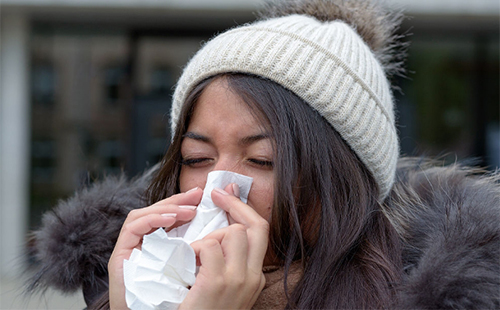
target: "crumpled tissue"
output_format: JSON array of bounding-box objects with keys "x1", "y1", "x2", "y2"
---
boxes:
[{"x1": 123, "y1": 170, "x2": 253, "y2": 310}]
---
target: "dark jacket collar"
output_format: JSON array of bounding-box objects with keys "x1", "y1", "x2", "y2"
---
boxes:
[{"x1": 25, "y1": 158, "x2": 500, "y2": 308}]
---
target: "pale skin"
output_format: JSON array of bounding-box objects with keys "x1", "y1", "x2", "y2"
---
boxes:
[{"x1": 108, "y1": 78, "x2": 274, "y2": 309}]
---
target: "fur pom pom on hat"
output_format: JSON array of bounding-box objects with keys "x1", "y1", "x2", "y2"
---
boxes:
[{"x1": 171, "y1": 0, "x2": 405, "y2": 199}]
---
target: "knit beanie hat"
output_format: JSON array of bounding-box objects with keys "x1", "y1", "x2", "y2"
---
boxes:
[{"x1": 171, "y1": 0, "x2": 405, "y2": 200}]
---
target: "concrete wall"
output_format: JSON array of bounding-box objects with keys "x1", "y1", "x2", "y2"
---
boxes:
[
  {"x1": 0, "y1": 12, "x2": 30, "y2": 278},
  {"x1": 1, "y1": 0, "x2": 498, "y2": 15}
]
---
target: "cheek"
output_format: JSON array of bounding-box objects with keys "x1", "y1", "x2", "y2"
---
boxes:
[
  {"x1": 179, "y1": 168, "x2": 208, "y2": 193},
  {"x1": 248, "y1": 176, "x2": 274, "y2": 221}
]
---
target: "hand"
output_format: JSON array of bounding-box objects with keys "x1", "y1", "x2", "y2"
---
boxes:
[
  {"x1": 179, "y1": 184, "x2": 270, "y2": 310},
  {"x1": 108, "y1": 187, "x2": 202, "y2": 310}
]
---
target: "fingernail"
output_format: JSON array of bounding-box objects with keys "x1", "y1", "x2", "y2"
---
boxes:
[
  {"x1": 232, "y1": 184, "x2": 240, "y2": 198},
  {"x1": 161, "y1": 213, "x2": 177, "y2": 217},
  {"x1": 186, "y1": 187, "x2": 199, "y2": 193},
  {"x1": 213, "y1": 187, "x2": 229, "y2": 196},
  {"x1": 178, "y1": 205, "x2": 197, "y2": 210}
]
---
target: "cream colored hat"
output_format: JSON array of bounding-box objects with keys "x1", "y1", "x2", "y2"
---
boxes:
[{"x1": 171, "y1": 5, "x2": 401, "y2": 200}]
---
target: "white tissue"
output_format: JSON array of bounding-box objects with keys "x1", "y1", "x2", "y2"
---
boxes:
[{"x1": 124, "y1": 171, "x2": 253, "y2": 310}]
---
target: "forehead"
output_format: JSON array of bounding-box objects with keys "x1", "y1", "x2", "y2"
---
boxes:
[
  {"x1": 195, "y1": 78, "x2": 246, "y2": 112},
  {"x1": 188, "y1": 78, "x2": 266, "y2": 131}
]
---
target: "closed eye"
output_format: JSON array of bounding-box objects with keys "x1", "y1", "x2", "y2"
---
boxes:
[
  {"x1": 248, "y1": 158, "x2": 273, "y2": 168},
  {"x1": 181, "y1": 157, "x2": 212, "y2": 167}
]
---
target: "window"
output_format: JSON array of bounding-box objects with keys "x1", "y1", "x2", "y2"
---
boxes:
[
  {"x1": 104, "y1": 65, "x2": 126, "y2": 105},
  {"x1": 32, "y1": 63, "x2": 56, "y2": 107},
  {"x1": 150, "y1": 67, "x2": 175, "y2": 96}
]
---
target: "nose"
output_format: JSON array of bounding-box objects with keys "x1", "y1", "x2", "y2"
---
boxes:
[{"x1": 212, "y1": 155, "x2": 241, "y2": 174}]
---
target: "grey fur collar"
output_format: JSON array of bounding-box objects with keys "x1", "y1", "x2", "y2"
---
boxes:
[
  {"x1": 25, "y1": 167, "x2": 156, "y2": 306},
  {"x1": 385, "y1": 158, "x2": 500, "y2": 308},
  {"x1": 25, "y1": 158, "x2": 500, "y2": 308}
]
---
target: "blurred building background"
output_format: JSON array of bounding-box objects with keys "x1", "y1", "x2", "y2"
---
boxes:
[{"x1": 1, "y1": 0, "x2": 498, "y2": 308}]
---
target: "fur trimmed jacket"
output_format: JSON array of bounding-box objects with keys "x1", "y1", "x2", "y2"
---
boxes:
[{"x1": 25, "y1": 158, "x2": 500, "y2": 309}]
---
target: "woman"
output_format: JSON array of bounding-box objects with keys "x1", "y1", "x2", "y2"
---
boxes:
[
  {"x1": 108, "y1": 70, "x2": 401, "y2": 309},
  {"x1": 26, "y1": 0, "x2": 500, "y2": 309}
]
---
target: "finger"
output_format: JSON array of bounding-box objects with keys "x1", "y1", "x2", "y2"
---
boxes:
[
  {"x1": 191, "y1": 239, "x2": 226, "y2": 272},
  {"x1": 126, "y1": 187, "x2": 202, "y2": 221},
  {"x1": 115, "y1": 213, "x2": 178, "y2": 251},
  {"x1": 223, "y1": 183, "x2": 240, "y2": 199},
  {"x1": 227, "y1": 213, "x2": 237, "y2": 225},
  {"x1": 124, "y1": 205, "x2": 197, "y2": 234},
  {"x1": 223, "y1": 184, "x2": 239, "y2": 225},
  {"x1": 211, "y1": 187, "x2": 267, "y2": 231},
  {"x1": 202, "y1": 224, "x2": 249, "y2": 271},
  {"x1": 211, "y1": 189, "x2": 269, "y2": 270}
]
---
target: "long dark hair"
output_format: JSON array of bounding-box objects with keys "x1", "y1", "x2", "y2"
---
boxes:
[{"x1": 147, "y1": 73, "x2": 402, "y2": 309}]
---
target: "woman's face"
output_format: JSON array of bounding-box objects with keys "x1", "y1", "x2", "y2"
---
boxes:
[{"x1": 179, "y1": 78, "x2": 274, "y2": 221}]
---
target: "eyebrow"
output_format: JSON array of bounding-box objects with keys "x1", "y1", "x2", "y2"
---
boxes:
[
  {"x1": 182, "y1": 131, "x2": 210, "y2": 143},
  {"x1": 239, "y1": 133, "x2": 271, "y2": 146},
  {"x1": 182, "y1": 131, "x2": 270, "y2": 146}
]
